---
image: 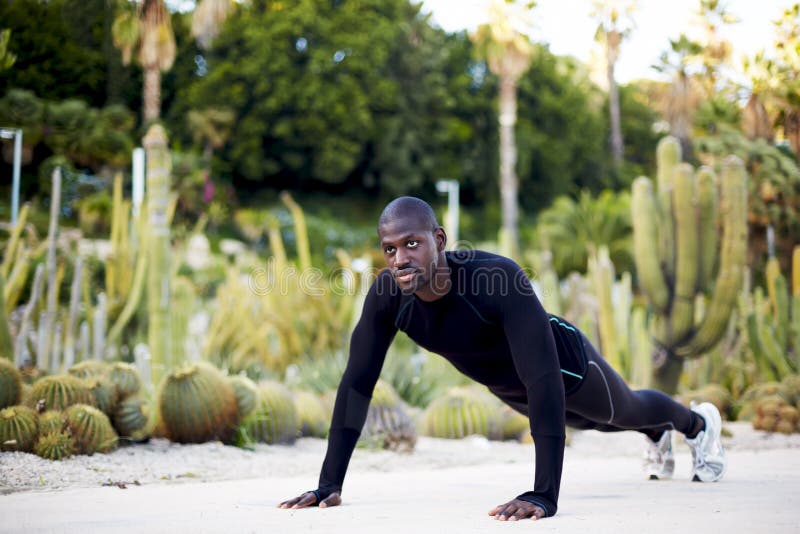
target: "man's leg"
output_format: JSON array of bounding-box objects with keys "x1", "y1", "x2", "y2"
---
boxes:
[{"x1": 563, "y1": 333, "x2": 728, "y2": 481}]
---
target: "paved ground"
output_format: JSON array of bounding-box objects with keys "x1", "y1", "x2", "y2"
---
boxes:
[{"x1": 2, "y1": 447, "x2": 799, "y2": 534}]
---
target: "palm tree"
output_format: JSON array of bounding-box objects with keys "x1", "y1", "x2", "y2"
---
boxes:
[
  {"x1": 192, "y1": 0, "x2": 235, "y2": 50},
  {"x1": 472, "y1": 0, "x2": 535, "y2": 258},
  {"x1": 742, "y1": 51, "x2": 776, "y2": 141},
  {"x1": 112, "y1": 0, "x2": 176, "y2": 123},
  {"x1": 692, "y1": 0, "x2": 738, "y2": 96},
  {"x1": 771, "y1": 4, "x2": 800, "y2": 159},
  {"x1": 591, "y1": 0, "x2": 637, "y2": 169}
]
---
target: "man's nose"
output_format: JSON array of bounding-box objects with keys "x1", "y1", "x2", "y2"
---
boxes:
[{"x1": 394, "y1": 248, "x2": 410, "y2": 267}]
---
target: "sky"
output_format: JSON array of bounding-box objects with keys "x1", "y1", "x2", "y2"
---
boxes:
[{"x1": 420, "y1": 0, "x2": 794, "y2": 83}]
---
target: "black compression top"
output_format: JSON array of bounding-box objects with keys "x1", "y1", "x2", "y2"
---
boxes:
[{"x1": 318, "y1": 250, "x2": 587, "y2": 517}]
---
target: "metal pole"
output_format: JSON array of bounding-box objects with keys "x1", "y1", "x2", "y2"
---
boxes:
[
  {"x1": 11, "y1": 129, "x2": 22, "y2": 226},
  {"x1": 448, "y1": 180, "x2": 459, "y2": 245},
  {"x1": 132, "y1": 147, "x2": 145, "y2": 217}
]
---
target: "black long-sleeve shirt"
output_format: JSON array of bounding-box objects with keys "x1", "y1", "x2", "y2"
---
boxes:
[{"x1": 318, "y1": 250, "x2": 586, "y2": 517}]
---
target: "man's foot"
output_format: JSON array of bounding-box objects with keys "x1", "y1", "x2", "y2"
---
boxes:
[
  {"x1": 685, "y1": 402, "x2": 727, "y2": 482},
  {"x1": 643, "y1": 431, "x2": 674, "y2": 480}
]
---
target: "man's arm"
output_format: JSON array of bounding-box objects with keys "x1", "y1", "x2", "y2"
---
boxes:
[
  {"x1": 279, "y1": 271, "x2": 399, "y2": 508},
  {"x1": 494, "y1": 260, "x2": 566, "y2": 518}
]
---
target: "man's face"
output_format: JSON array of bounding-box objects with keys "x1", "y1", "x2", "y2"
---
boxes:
[{"x1": 378, "y1": 215, "x2": 445, "y2": 294}]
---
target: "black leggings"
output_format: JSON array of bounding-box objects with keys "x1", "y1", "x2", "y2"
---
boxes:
[{"x1": 564, "y1": 332, "x2": 696, "y2": 437}]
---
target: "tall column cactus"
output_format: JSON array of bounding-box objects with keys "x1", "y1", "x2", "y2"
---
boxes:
[
  {"x1": 631, "y1": 136, "x2": 748, "y2": 393},
  {"x1": 143, "y1": 124, "x2": 172, "y2": 388}
]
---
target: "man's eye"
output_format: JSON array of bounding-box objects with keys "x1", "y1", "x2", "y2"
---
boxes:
[
  {"x1": 407, "y1": 240, "x2": 419, "y2": 248},
  {"x1": 384, "y1": 246, "x2": 395, "y2": 254}
]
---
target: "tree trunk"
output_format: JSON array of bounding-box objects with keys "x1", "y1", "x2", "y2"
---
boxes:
[
  {"x1": 143, "y1": 65, "x2": 161, "y2": 123},
  {"x1": 651, "y1": 346, "x2": 683, "y2": 394},
  {"x1": 498, "y1": 75, "x2": 519, "y2": 259},
  {"x1": 607, "y1": 57, "x2": 624, "y2": 168}
]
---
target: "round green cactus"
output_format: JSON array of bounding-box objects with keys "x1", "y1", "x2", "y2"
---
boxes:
[
  {"x1": 422, "y1": 387, "x2": 502, "y2": 440},
  {"x1": 34, "y1": 430, "x2": 76, "y2": 460},
  {"x1": 500, "y1": 405, "x2": 530, "y2": 441},
  {"x1": 360, "y1": 380, "x2": 416, "y2": 451},
  {"x1": 0, "y1": 359, "x2": 23, "y2": 409},
  {"x1": 113, "y1": 395, "x2": 150, "y2": 440},
  {"x1": 240, "y1": 381, "x2": 298, "y2": 445},
  {"x1": 293, "y1": 390, "x2": 328, "y2": 438},
  {"x1": 65, "y1": 404, "x2": 118, "y2": 454},
  {"x1": 38, "y1": 411, "x2": 68, "y2": 435},
  {"x1": 68, "y1": 360, "x2": 110, "y2": 380},
  {"x1": 109, "y1": 362, "x2": 142, "y2": 399},
  {"x1": 157, "y1": 361, "x2": 238, "y2": 444},
  {"x1": 26, "y1": 375, "x2": 92, "y2": 411},
  {"x1": 83, "y1": 377, "x2": 118, "y2": 416},
  {"x1": 229, "y1": 375, "x2": 259, "y2": 420},
  {"x1": 0, "y1": 405, "x2": 38, "y2": 452}
]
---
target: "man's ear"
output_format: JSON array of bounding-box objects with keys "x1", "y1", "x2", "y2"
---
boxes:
[{"x1": 434, "y1": 227, "x2": 447, "y2": 252}]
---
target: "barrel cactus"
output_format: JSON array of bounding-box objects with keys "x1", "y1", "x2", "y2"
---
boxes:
[
  {"x1": 26, "y1": 375, "x2": 92, "y2": 411},
  {"x1": 422, "y1": 387, "x2": 502, "y2": 440},
  {"x1": 0, "y1": 405, "x2": 38, "y2": 452},
  {"x1": 631, "y1": 138, "x2": 748, "y2": 393},
  {"x1": 68, "y1": 360, "x2": 110, "y2": 380},
  {"x1": 240, "y1": 381, "x2": 297, "y2": 445},
  {"x1": 229, "y1": 375, "x2": 259, "y2": 420},
  {"x1": 0, "y1": 359, "x2": 22, "y2": 409},
  {"x1": 158, "y1": 361, "x2": 238, "y2": 443},
  {"x1": 34, "y1": 429, "x2": 76, "y2": 460},
  {"x1": 293, "y1": 390, "x2": 328, "y2": 438},
  {"x1": 113, "y1": 395, "x2": 150, "y2": 440},
  {"x1": 677, "y1": 384, "x2": 733, "y2": 420},
  {"x1": 360, "y1": 379, "x2": 416, "y2": 451},
  {"x1": 84, "y1": 377, "x2": 118, "y2": 416},
  {"x1": 109, "y1": 362, "x2": 142, "y2": 398},
  {"x1": 65, "y1": 404, "x2": 118, "y2": 454},
  {"x1": 38, "y1": 410, "x2": 68, "y2": 435},
  {"x1": 500, "y1": 405, "x2": 530, "y2": 441}
]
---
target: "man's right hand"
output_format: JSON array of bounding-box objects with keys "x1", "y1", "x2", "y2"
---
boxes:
[{"x1": 278, "y1": 491, "x2": 342, "y2": 509}]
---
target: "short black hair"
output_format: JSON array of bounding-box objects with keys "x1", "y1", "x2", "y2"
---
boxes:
[{"x1": 377, "y1": 196, "x2": 440, "y2": 234}]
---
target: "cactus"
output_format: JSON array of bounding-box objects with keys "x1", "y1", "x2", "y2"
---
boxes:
[
  {"x1": 84, "y1": 377, "x2": 118, "y2": 415},
  {"x1": 0, "y1": 358, "x2": 22, "y2": 408},
  {"x1": 68, "y1": 360, "x2": 110, "y2": 380},
  {"x1": 38, "y1": 410, "x2": 67, "y2": 434},
  {"x1": 26, "y1": 374, "x2": 92, "y2": 411},
  {"x1": 631, "y1": 137, "x2": 748, "y2": 393},
  {"x1": 359, "y1": 379, "x2": 416, "y2": 451},
  {"x1": 109, "y1": 362, "x2": 142, "y2": 398},
  {"x1": 170, "y1": 275, "x2": 197, "y2": 364},
  {"x1": 500, "y1": 405, "x2": 530, "y2": 441},
  {"x1": 34, "y1": 429, "x2": 76, "y2": 460},
  {"x1": 293, "y1": 390, "x2": 328, "y2": 438},
  {"x1": 229, "y1": 375, "x2": 259, "y2": 419},
  {"x1": 158, "y1": 361, "x2": 238, "y2": 443},
  {"x1": 144, "y1": 124, "x2": 173, "y2": 389},
  {"x1": 240, "y1": 381, "x2": 298, "y2": 445},
  {"x1": 65, "y1": 404, "x2": 118, "y2": 454},
  {"x1": 0, "y1": 405, "x2": 38, "y2": 451},
  {"x1": 422, "y1": 387, "x2": 502, "y2": 440},
  {"x1": 113, "y1": 395, "x2": 150, "y2": 440},
  {"x1": 0, "y1": 275, "x2": 14, "y2": 360},
  {"x1": 677, "y1": 384, "x2": 733, "y2": 420}
]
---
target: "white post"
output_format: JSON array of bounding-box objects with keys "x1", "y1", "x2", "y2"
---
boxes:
[
  {"x1": 132, "y1": 147, "x2": 145, "y2": 217},
  {"x1": 11, "y1": 129, "x2": 22, "y2": 226},
  {"x1": 436, "y1": 179, "x2": 460, "y2": 247}
]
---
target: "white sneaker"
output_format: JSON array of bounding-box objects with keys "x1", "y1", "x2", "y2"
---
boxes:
[
  {"x1": 643, "y1": 430, "x2": 674, "y2": 480},
  {"x1": 685, "y1": 402, "x2": 727, "y2": 482}
]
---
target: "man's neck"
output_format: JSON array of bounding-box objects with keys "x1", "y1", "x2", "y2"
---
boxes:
[{"x1": 414, "y1": 254, "x2": 451, "y2": 302}]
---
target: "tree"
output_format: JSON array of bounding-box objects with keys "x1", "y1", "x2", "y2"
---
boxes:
[
  {"x1": 112, "y1": 0, "x2": 176, "y2": 123},
  {"x1": 472, "y1": 0, "x2": 535, "y2": 258},
  {"x1": 0, "y1": 30, "x2": 16, "y2": 72},
  {"x1": 591, "y1": 0, "x2": 637, "y2": 169},
  {"x1": 192, "y1": 0, "x2": 235, "y2": 50},
  {"x1": 692, "y1": 0, "x2": 738, "y2": 96}
]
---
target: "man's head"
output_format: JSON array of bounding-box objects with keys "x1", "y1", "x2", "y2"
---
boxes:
[{"x1": 377, "y1": 197, "x2": 448, "y2": 297}]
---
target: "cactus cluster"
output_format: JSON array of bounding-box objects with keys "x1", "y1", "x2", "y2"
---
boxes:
[
  {"x1": 359, "y1": 380, "x2": 416, "y2": 452},
  {"x1": 293, "y1": 390, "x2": 328, "y2": 438},
  {"x1": 735, "y1": 375, "x2": 800, "y2": 433},
  {"x1": 25, "y1": 375, "x2": 92, "y2": 411},
  {"x1": 677, "y1": 384, "x2": 734, "y2": 420},
  {"x1": 631, "y1": 137, "x2": 748, "y2": 392},
  {"x1": 65, "y1": 404, "x2": 118, "y2": 454}
]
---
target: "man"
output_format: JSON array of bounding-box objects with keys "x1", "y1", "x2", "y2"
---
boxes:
[{"x1": 279, "y1": 196, "x2": 727, "y2": 521}]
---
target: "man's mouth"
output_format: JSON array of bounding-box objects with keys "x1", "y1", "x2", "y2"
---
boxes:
[{"x1": 395, "y1": 269, "x2": 418, "y2": 284}]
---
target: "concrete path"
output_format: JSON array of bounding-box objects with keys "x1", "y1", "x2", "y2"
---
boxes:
[{"x1": 2, "y1": 448, "x2": 799, "y2": 534}]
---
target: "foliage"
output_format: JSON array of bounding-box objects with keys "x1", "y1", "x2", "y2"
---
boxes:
[{"x1": 535, "y1": 189, "x2": 633, "y2": 276}]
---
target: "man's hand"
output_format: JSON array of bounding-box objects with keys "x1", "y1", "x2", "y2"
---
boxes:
[
  {"x1": 278, "y1": 491, "x2": 342, "y2": 509},
  {"x1": 488, "y1": 498, "x2": 546, "y2": 521}
]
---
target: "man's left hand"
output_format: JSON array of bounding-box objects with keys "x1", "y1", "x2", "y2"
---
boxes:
[{"x1": 488, "y1": 498, "x2": 546, "y2": 521}]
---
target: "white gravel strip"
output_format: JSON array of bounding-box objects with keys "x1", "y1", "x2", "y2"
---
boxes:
[{"x1": 1, "y1": 422, "x2": 797, "y2": 495}]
